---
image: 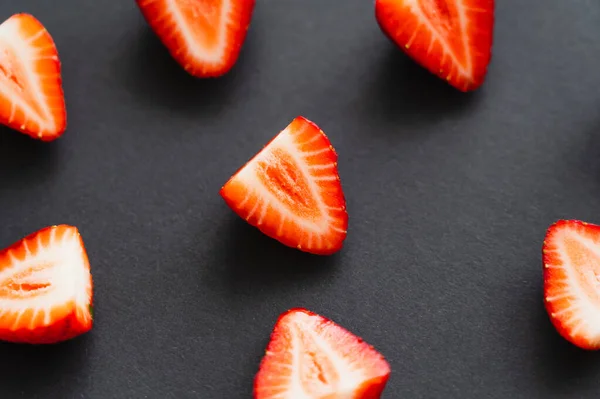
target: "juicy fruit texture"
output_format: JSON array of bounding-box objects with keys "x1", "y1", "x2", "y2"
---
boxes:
[
  {"x1": 220, "y1": 116, "x2": 348, "y2": 255},
  {"x1": 254, "y1": 308, "x2": 391, "y2": 399},
  {"x1": 0, "y1": 13, "x2": 66, "y2": 140},
  {"x1": 0, "y1": 225, "x2": 93, "y2": 344},
  {"x1": 136, "y1": 0, "x2": 256, "y2": 78},
  {"x1": 375, "y1": 0, "x2": 494, "y2": 92},
  {"x1": 543, "y1": 220, "x2": 600, "y2": 350}
]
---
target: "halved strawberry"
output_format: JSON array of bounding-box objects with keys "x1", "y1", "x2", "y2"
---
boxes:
[
  {"x1": 254, "y1": 308, "x2": 391, "y2": 399},
  {"x1": 220, "y1": 116, "x2": 348, "y2": 255},
  {"x1": 0, "y1": 13, "x2": 66, "y2": 141},
  {"x1": 136, "y1": 0, "x2": 256, "y2": 78},
  {"x1": 375, "y1": 0, "x2": 494, "y2": 92},
  {"x1": 0, "y1": 225, "x2": 93, "y2": 344},
  {"x1": 543, "y1": 219, "x2": 600, "y2": 350}
]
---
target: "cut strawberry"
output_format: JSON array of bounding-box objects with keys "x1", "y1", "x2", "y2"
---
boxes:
[
  {"x1": 220, "y1": 116, "x2": 348, "y2": 255},
  {"x1": 375, "y1": 0, "x2": 494, "y2": 92},
  {"x1": 0, "y1": 13, "x2": 66, "y2": 141},
  {"x1": 543, "y1": 219, "x2": 600, "y2": 350},
  {"x1": 254, "y1": 308, "x2": 391, "y2": 399},
  {"x1": 136, "y1": 0, "x2": 256, "y2": 78},
  {"x1": 0, "y1": 225, "x2": 93, "y2": 344}
]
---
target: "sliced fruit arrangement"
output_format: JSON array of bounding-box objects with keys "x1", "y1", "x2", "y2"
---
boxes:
[
  {"x1": 0, "y1": 13, "x2": 66, "y2": 141},
  {"x1": 375, "y1": 0, "x2": 494, "y2": 92},
  {"x1": 254, "y1": 308, "x2": 391, "y2": 399},
  {"x1": 543, "y1": 219, "x2": 600, "y2": 350},
  {"x1": 220, "y1": 116, "x2": 348, "y2": 255},
  {"x1": 0, "y1": 225, "x2": 93, "y2": 344},
  {"x1": 136, "y1": 0, "x2": 256, "y2": 78}
]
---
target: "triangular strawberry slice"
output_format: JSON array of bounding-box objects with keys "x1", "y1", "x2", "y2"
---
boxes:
[
  {"x1": 543, "y1": 219, "x2": 600, "y2": 350},
  {"x1": 136, "y1": 0, "x2": 256, "y2": 78},
  {"x1": 0, "y1": 14, "x2": 66, "y2": 141},
  {"x1": 0, "y1": 225, "x2": 93, "y2": 344},
  {"x1": 375, "y1": 0, "x2": 494, "y2": 92},
  {"x1": 254, "y1": 308, "x2": 391, "y2": 399},
  {"x1": 220, "y1": 116, "x2": 348, "y2": 255}
]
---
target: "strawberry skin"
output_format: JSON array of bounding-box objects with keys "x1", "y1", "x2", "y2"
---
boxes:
[
  {"x1": 0, "y1": 13, "x2": 66, "y2": 141},
  {"x1": 220, "y1": 116, "x2": 348, "y2": 255},
  {"x1": 0, "y1": 225, "x2": 93, "y2": 344},
  {"x1": 254, "y1": 308, "x2": 391, "y2": 399},
  {"x1": 543, "y1": 220, "x2": 600, "y2": 350},
  {"x1": 375, "y1": 0, "x2": 494, "y2": 92},
  {"x1": 136, "y1": 0, "x2": 256, "y2": 78}
]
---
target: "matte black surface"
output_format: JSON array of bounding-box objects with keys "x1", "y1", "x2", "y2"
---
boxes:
[{"x1": 1, "y1": 0, "x2": 600, "y2": 398}]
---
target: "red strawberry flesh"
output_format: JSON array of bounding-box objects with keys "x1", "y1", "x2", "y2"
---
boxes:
[
  {"x1": 544, "y1": 220, "x2": 600, "y2": 350},
  {"x1": 375, "y1": 0, "x2": 494, "y2": 91},
  {"x1": 0, "y1": 13, "x2": 66, "y2": 140},
  {"x1": 0, "y1": 225, "x2": 93, "y2": 344},
  {"x1": 220, "y1": 116, "x2": 348, "y2": 255},
  {"x1": 254, "y1": 308, "x2": 391, "y2": 399},
  {"x1": 136, "y1": 0, "x2": 256, "y2": 78}
]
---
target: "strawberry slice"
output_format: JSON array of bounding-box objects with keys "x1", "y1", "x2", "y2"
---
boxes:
[
  {"x1": 0, "y1": 225, "x2": 93, "y2": 344},
  {"x1": 0, "y1": 13, "x2": 66, "y2": 141},
  {"x1": 220, "y1": 116, "x2": 348, "y2": 255},
  {"x1": 136, "y1": 0, "x2": 256, "y2": 78},
  {"x1": 543, "y1": 219, "x2": 600, "y2": 350},
  {"x1": 254, "y1": 308, "x2": 391, "y2": 399},
  {"x1": 375, "y1": 0, "x2": 494, "y2": 92}
]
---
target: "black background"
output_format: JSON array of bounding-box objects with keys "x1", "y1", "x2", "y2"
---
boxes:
[{"x1": 0, "y1": 0, "x2": 599, "y2": 398}]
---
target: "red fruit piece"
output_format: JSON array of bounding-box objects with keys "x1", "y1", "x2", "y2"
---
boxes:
[
  {"x1": 375, "y1": 0, "x2": 494, "y2": 92},
  {"x1": 254, "y1": 308, "x2": 391, "y2": 399},
  {"x1": 220, "y1": 116, "x2": 348, "y2": 255},
  {"x1": 543, "y1": 219, "x2": 600, "y2": 350},
  {"x1": 0, "y1": 225, "x2": 93, "y2": 344},
  {"x1": 0, "y1": 13, "x2": 66, "y2": 141},
  {"x1": 136, "y1": 0, "x2": 256, "y2": 78}
]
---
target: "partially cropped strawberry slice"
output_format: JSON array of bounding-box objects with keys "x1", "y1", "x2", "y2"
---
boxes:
[
  {"x1": 254, "y1": 308, "x2": 391, "y2": 399},
  {"x1": 375, "y1": 0, "x2": 494, "y2": 92},
  {"x1": 136, "y1": 0, "x2": 255, "y2": 78},
  {"x1": 220, "y1": 116, "x2": 348, "y2": 255},
  {"x1": 542, "y1": 220, "x2": 600, "y2": 350},
  {"x1": 0, "y1": 13, "x2": 66, "y2": 140},
  {"x1": 0, "y1": 225, "x2": 93, "y2": 344}
]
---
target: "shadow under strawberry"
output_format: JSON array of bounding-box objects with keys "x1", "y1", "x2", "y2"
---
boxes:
[
  {"x1": 358, "y1": 45, "x2": 481, "y2": 128},
  {"x1": 207, "y1": 216, "x2": 341, "y2": 296},
  {"x1": 0, "y1": 335, "x2": 91, "y2": 398},
  {"x1": 113, "y1": 26, "x2": 256, "y2": 118},
  {"x1": 0, "y1": 127, "x2": 60, "y2": 189}
]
